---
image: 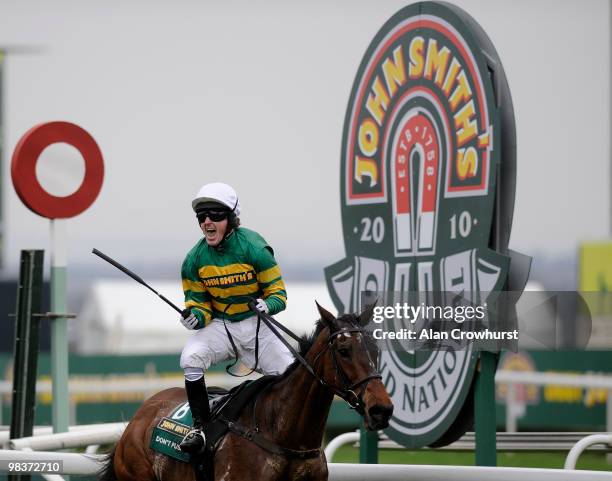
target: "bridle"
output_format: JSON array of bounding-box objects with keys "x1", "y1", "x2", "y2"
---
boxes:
[
  {"x1": 250, "y1": 303, "x2": 382, "y2": 415},
  {"x1": 219, "y1": 303, "x2": 383, "y2": 460},
  {"x1": 313, "y1": 326, "x2": 382, "y2": 414}
]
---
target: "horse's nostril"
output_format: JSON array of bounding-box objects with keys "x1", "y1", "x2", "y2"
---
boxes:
[{"x1": 369, "y1": 404, "x2": 393, "y2": 419}]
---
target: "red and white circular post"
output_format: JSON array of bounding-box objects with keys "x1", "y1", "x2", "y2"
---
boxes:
[{"x1": 11, "y1": 121, "x2": 104, "y2": 433}]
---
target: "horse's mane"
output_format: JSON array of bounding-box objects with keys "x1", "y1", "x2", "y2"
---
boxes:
[{"x1": 275, "y1": 313, "x2": 360, "y2": 380}]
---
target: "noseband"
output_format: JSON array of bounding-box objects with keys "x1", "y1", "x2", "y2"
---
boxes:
[{"x1": 310, "y1": 327, "x2": 382, "y2": 415}]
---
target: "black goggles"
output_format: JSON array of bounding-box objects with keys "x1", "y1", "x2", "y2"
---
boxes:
[{"x1": 196, "y1": 209, "x2": 230, "y2": 223}]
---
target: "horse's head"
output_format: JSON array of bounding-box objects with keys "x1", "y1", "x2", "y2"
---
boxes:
[{"x1": 313, "y1": 302, "x2": 394, "y2": 431}]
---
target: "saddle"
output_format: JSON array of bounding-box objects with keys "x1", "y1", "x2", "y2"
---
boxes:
[
  {"x1": 204, "y1": 375, "x2": 277, "y2": 452},
  {"x1": 150, "y1": 375, "x2": 278, "y2": 475}
]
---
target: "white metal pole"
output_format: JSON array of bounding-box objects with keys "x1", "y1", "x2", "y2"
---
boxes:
[
  {"x1": 504, "y1": 383, "x2": 510, "y2": 433},
  {"x1": 50, "y1": 219, "x2": 69, "y2": 433},
  {"x1": 607, "y1": 389, "x2": 612, "y2": 462}
]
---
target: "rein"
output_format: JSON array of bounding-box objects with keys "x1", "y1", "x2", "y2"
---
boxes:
[
  {"x1": 222, "y1": 302, "x2": 262, "y2": 377},
  {"x1": 217, "y1": 301, "x2": 382, "y2": 460},
  {"x1": 248, "y1": 301, "x2": 382, "y2": 415}
]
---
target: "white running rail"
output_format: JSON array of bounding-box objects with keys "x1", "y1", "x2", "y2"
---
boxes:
[
  {"x1": 8, "y1": 424, "x2": 125, "y2": 451},
  {"x1": 326, "y1": 463, "x2": 612, "y2": 480},
  {"x1": 565, "y1": 434, "x2": 612, "y2": 469},
  {"x1": 0, "y1": 422, "x2": 126, "y2": 448},
  {"x1": 325, "y1": 431, "x2": 359, "y2": 460},
  {"x1": 1, "y1": 453, "x2": 611, "y2": 480}
]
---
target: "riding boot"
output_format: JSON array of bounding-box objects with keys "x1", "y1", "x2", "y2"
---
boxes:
[{"x1": 180, "y1": 377, "x2": 211, "y2": 454}]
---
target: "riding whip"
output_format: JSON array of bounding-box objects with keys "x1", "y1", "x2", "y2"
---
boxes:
[{"x1": 92, "y1": 248, "x2": 183, "y2": 315}]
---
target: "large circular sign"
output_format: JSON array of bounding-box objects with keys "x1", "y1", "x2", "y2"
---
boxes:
[
  {"x1": 325, "y1": 1, "x2": 515, "y2": 449},
  {"x1": 11, "y1": 121, "x2": 104, "y2": 219}
]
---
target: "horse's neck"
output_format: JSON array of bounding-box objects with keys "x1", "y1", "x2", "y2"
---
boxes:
[{"x1": 259, "y1": 339, "x2": 335, "y2": 449}]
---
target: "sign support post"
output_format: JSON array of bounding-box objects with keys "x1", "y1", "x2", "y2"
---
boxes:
[
  {"x1": 359, "y1": 426, "x2": 378, "y2": 463},
  {"x1": 50, "y1": 219, "x2": 69, "y2": 433},
  {"x1": 474, "y1": 351, "x2": 497, "y2": 466}
]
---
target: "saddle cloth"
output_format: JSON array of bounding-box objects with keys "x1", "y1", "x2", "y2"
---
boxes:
[{"x1": 149, "y1": 375, "x2": 277, "y2": 463}]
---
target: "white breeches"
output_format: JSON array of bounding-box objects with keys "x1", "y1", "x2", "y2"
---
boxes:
[{"x1": 180, "y1": 315, "x2": 294, "y2": 376}]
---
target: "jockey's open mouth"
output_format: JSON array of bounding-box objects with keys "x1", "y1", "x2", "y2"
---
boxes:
[{"x1": 203, "y1": 222, "x2": 222, "y2": 245}]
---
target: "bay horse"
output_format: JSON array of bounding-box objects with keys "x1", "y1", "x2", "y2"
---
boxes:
[{"x1": 99, "y1": 303, "x2": 393, "y2": 481}]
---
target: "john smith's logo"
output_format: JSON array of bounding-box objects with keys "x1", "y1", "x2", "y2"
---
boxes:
[{"x1": 325, "y1": 2, "x2": 510, "y2": 449}]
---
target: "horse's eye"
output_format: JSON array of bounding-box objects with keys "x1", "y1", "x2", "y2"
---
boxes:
[{"x1": 338, "y1": 347, "x2": 351, "y2": 358}]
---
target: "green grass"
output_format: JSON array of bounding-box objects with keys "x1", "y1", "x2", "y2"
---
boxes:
[{"x1": 329, "y1": 446, "x2": 612, "y2": 471}]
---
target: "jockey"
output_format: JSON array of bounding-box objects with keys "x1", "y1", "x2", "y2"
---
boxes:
[{"x1": 178, "y1": 182, "x2": 294, "y2": 454}]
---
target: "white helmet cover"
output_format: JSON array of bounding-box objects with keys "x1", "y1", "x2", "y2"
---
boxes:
[{"x1": 192, "y1": 182, "x2": 241, "y2": 216}]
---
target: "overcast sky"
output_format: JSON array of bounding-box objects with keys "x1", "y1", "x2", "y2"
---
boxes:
[{"x1": 0, "y1": 0, "x2": 609, "y2": 284}]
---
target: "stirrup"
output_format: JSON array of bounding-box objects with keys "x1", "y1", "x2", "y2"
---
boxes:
[{"x1": 179, "y1": 428, "x2": 206, "y2": 453}]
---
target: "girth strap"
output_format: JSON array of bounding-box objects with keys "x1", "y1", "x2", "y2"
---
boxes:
[{"x1": 221, "y1": 417, "x2": 321, "y2": 460}]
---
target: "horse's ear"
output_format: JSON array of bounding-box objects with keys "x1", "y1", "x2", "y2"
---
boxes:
[
  {"x1": 358, "y1": 301, "x2": 377, "y2": 326},
  {"x1": 316, "y1": 301, "x2": 338, "y2": 332}
]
